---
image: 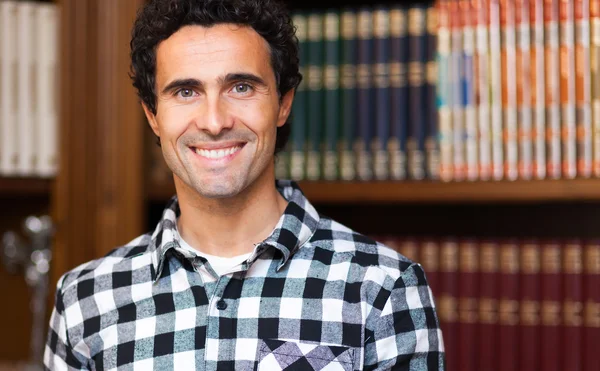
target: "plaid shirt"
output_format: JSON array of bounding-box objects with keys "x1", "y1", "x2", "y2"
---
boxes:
[{"x1": 44, "y1": 180, "x2": 444, "y2": 370}]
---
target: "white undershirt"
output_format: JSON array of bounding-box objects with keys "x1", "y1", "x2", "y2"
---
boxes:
[{"x1": 178, "y1": 236, "x2": 252, "y2": 277}]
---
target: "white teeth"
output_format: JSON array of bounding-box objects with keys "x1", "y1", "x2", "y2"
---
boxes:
[{"x1": 195, "y1": 146, "x2": 241, "y2": 159}]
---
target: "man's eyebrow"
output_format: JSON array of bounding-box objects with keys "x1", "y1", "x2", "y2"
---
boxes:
[
  {"x1": 222, "y1": 73, "x2": 267, "y2": 87},
  {"x1": 161, "y1": 78, "x2": 203, "y2": 95}
]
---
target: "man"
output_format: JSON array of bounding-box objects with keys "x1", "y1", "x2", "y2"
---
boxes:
[{"x1": 44, "y1": 0, "x2": 444, "y2": 369}]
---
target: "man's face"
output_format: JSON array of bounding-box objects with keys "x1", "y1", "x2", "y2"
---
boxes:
[{"x1": 144, "y1": 24, "x2": 293, "y2": 199}]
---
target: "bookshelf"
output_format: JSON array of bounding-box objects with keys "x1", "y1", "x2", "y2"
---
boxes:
[{"x1": 0, "y1": 178, "x2": 53, "y2": 196}]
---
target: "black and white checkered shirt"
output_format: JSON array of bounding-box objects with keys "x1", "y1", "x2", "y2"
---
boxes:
[{"x1": 44, "y1": 180, "x2": 444, "y2": 370}]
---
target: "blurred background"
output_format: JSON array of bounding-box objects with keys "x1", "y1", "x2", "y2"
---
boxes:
[{"x1": 0, "y1": 0, "x2": 598, "y2": 370}]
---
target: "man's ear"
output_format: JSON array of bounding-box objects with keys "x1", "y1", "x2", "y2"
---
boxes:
[
  {"x1": 142, "y1": 102, "x2": 160, "y2": 138},
  {"x1": 276, "y1": 89, "x2": 295, "y2": 128}
]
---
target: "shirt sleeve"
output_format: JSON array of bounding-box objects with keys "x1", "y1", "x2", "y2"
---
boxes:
[
  {"x1": 44, "y1": 277, "x2": 90, "y2": 371},
  {"x1": 364, "y1": 263, "x2": 445, "y2": 370}
]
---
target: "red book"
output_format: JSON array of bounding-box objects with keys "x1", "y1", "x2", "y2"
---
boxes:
[
  {"x1": 439, "y1": 238, "x2": 459, "y2": 371},
  {"x1": 541, "y1": 240, "x2": 563, "y2": 371},
  {"x1": 563, "y1": 240, "x2": 584, "y2": 371},
  {"x1": 458, "y1": 239, "x2": 478, "y2": 371},
  {"x1": 420, "y1": 238, "x2": 441, "y2": 299},
  {"x1": 583, "y1": 241, "x2": 600, "y2": 371},
  {"x1": 519, "y1": 240, "x2": 541, "y2": 371},
  {"x1": 560, "y1": 0, "x2": 577, "y2": 178},
  {"x1": 498, "y1": 239, "x2": 520, "y2": 371},
  {"x1": 478, "y1": 240, "x2": 499, "y2": 371},
  {"x1": 544, "y1": 0, "x2": 562, "y2": 178},
  {"x1": 399, "y1": 236, "x2": 419, "y2": 262}
]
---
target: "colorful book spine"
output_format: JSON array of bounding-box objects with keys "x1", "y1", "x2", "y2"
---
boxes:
[
  {"x1": 475, "y1": 0, "x2": 492, "y2": 180},
  {"x1": 438, "y1": 0, "x2": 454, "y2": 181},
  {"x1": 545, "y1": 0, "x2": 562, "y2": 178},
  {"x1": 519, "y1": 240, "x2": 541, "y2": 371},
  {"x1": 583, "y1": 240, "x2": 600, "y2": 371},
  {"x1": 563, "y1": 240, "x2": 584, "y2": 371},
  {"x1": 290, "y1": 13, "x2": 308, "y2": 181},
  {"x1": 490, "y1": 0, "x2": 505, "y2": 180},
  {"x1": 516, "y1": 0, "x2": 533, "y2": 179},
  {"x1": 389, "y1": 6, "x2": 408, "y2": 181},
  {"x1": 426, "y1": 5, "x2": 440, "y2": 180},
  {"x1": 461, "y1": 0, "x2": 479, "y2": 181},
  {"x1": 541, "y1": 241, "x2": 562, "y2": 371},
  {"x1": 498, "y1": 240, "x2": 520, "y2": 371},
  {"x1": 478, "y1": 240, "x2": 499, "y2": 371},
  {"x1": 306, "y1": 12, "x2": 324, "y2": 181},
  {"x1": 356, "y1": 8, "x2": 374, "y2": 181},
  {"x1": 450, "y1": 0, "x2": 466, "y2": 181},
  {"x1": 592, "y1": 0, "x2": 600, "y2": 176},
  {"x1": 439, "y1": 238, "x2": 459, "y2": 371},
  {"x1": 373, "y1": 7, "x2": 391, "y2": 181},
  {"x1": 0, "y1": 1, "x2": 18, "y2": 176},
  {"x1": 560, "y1": 0, "x2": 577, "y2": 178},
  {"x1": 500, "y1": 0, "x2": 518, "y2": 180},
  {"x1": 339, "y1": 9, "x2": 357, "y2": 181},
  {"x1": 323, "y1": 10, "x2": 341, "y2": 181},
  {"x1": 458, "y1": 239, "x2": 478, "y2": 371},
  {"x1": 575, "y1": 0, "x2": 593, "y2": 177},
  {"x1": 408, "y1": 5, "x2": 427, "y2": 181},
  {"x1": 531, "y1": 0, "x2": 547, "y2": 179}
]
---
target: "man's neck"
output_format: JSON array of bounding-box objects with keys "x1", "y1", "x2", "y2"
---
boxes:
[{"x1": 174, "y1": 173, "x2": 288, "y2": 257}]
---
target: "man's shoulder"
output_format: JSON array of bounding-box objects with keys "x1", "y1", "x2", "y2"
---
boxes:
[
  {"x1": 57, "y1": 233, "x2": 154, "y2": 293},
  {"x1": 309, "y1": 215, "x2": 415, "y2": 278}
]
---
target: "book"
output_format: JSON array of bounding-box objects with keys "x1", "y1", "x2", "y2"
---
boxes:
[
  {"x1": 498, "y1": 239, "x2": 520, "y2": 371},
  {"x1": 458, "y1": 239, "x2": 478, "y2": 371},
  {"x1": 339, "y1": 9, "x2": 357, "y2": 181},
  {"x1": 439, "y1": 238, "x2": 459, "y2": 371},
  {"x1": 563, "y1": 240, "x2": 584, "y2": 371},
  {"x1": 540, "y1": 240, "x2": 563, "y2": 371},
  {"x1": 389, "y1": 6, "x2": 409, "y2": 181},
  {"x1": 426, "y1": 4, "x2": 440, "y2": 180},
  {"x1": 438, "y1": 0, "x2": 454, "y2": 181},
  {"x1": 0, "y1": 1, "x2": 18, "y2": 176},
  {"x1": 519, "y1": 240, "x2": 541, "y2": 371},
  {"x1": 575, "y1": 0, "x2": 593, "y2": 177},
  {"x1": 545, "y1": 0, "x2": 562, "y2": 178},
  {"x1": 322, "y1": 10, "x2": 341, "y2": 181},
  {"x1": 420, "y1": 238, "x2": 440, "y2": 296},
  {"x1": 500, "y1": 0, "x2": 518, "y2": 180},
  {"x1": 373, "y1": 7, "x2": 391, "y2": 181},
  {"x1": 478, "y1": 240, "x2": 499, "y2": 371},
  {"x1": 531, "y1": 0, "x2": 547, "y2": 179},
  {"x1": 306, "y1": 12, "x2": 324, "y2": 181},
  {"x1": 490, "y1": 0, "x2": 504, "y2": 180},
  {"x1": 356, "y1": 8, "x2": 374, "y2": 181},
  {"x1": 516, "y1": 0, "x2": 533, "y2": 179},
  {"x1": 474, "y1": 0, "x2": 492, "y2": 180},
  {"x1": 583, "y1": 240, "x2": 600, "y2": 371},
  {"x1": 450, "y1": 0, "x2": 466, "y2": 181},
  {"x1": 560, "y1": 0, "x2": 577, "y2": 178},
  {"x1": 592, "y1": 0, "x2": 600, "y2": 176},
  {"x1": 290, "y1": 13, "x2": 308, "y2": 181}
]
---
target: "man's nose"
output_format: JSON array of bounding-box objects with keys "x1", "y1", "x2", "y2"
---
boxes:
[{"x1": 196, "y1": 95, "x2": 233, "y2": 136}]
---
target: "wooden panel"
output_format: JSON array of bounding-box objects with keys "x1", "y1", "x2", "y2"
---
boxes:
[{"x1": 0, "y1": 178, "x2": 52, "y2": 196}]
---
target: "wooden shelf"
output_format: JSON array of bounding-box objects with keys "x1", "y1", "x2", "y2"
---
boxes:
[
  {"x1": 147, "y1": 178, "x2": 600, "y2": 204},
  {"x1": 0, "y1": 177, "x2": 53, "y2": 196}
]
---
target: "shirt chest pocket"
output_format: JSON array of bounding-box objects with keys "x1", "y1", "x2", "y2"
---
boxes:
[{"x1": 256, "y1": 339, "x2": 355, "y2": 371}]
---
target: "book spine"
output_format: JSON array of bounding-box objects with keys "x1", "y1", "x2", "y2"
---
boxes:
[
  {"x1": 498, "y1": 239, "x2": 520, "y2": 371},
  {"x1": 438, "y1": 0, "x2": 454, "y2": 181},
  {"x1": 356, "y1": 8, "x2": 374, "y2": 181},
  {"x1": 560, "y1": 0, "x2": 577, "y2": 178},
  {"x1": 306, "y1": 12, "x2": 324, "y2": 181},
  {"x1": 583, "y1": 240, "x2": 600, "y2": 371},
  {"x1": 439, "y1": 238, "x2": 459, "y2": 371},
  {"x1": 592, "y1": 0, "x2": 600, "y2": 177},
  {"x1": 450, "y1": 0, "x2": 466, "y2": 181},
  {"x1": 323, "y1": 10, "x2": 341, "y2": 181},
  {"x1": 478, "y1": 240, "x2": 499, "y2": 371},
  {"x1": 475, "y1": 0, "x2": 492, "y2": 180},
  {"x1": 490, "y1": 0, "x2": 505, "y2": 180},
  {"x1": 501, "y1": 0, "x2": 519, "y2": 181},
  {"x1": 0, "y1": 1, "x2": 18, "y2": 176},
  {"x1": 545, "y1": 0, "x2": 562, "y2": 178},
  {"x1": 575, "y1": 0, "x2": 593, "y2": 177},
  {"x1": 373, "y1": 7, "x2": 391, "y2": 181},
  {"x1": 290, "y1": 14, "x2": 308, "y2": 181},
  {"x1": 519, "y1": 240, "x2": 541, "y2": 371},
  {"x1": 426, "y1": 5, "x2": 440, "y2": 180},
  {"x1": 420, "y1": 238, "x2": 440, "y2": 297},
  {"x1": 389, "y1": 7, "x2": 408, "y2": 181},
  {"x1": 592, "y1": 0, "x2": 600, "y2": 176},
  {"x1": 563, "y1": 240, "x2": 584, "y2": 371},
  {"x1": 531, "y1": 0, "x2": 547, "y2": 179},
  {"x1": 458, "y1": 239, "x2": 478, "y2": 371},
  {"x1": 340, "y1": 10, "x2": 357, "y2": 181},
  {"x1": 461, "y1": 0, "x2": 479, "y2": 181},
  {"x1": 541, "y1": 241, "x2": 563, "y2": 371},
  {"x1": 16, "y1": 2, "x2": 36, "y2": 176},
  {"x1": 516, "y1": 0, "x2": 534, "y2": 179},
  {"x1": 408, "y1": 5, "x2": 427, "y2": 181}
]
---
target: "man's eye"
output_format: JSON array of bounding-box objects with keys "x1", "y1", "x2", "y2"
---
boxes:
[
  {"x1": 233, "y1": 83, "x2": 252, "y2": 94},
  {"x1": 177, "y1": 89, "x2": 195, "y2": 98}
]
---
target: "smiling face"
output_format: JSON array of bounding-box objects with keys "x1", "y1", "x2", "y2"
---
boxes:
[{"x1": 143, "y1": 24, "x2": 293, "y2": 200}]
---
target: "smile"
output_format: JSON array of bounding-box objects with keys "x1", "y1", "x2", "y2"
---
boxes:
[{"x1": 193, "y1": 145, "x2": 243, "y2": 159}]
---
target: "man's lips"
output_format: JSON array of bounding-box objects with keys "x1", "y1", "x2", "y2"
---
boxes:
[{"x1": 190, "y1": 143, "x2": 245, "y2": 160}]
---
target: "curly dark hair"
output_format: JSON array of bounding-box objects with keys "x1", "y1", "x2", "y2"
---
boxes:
[{"x1": 130, "y1": 0, "x2": 302, "y2": 153}]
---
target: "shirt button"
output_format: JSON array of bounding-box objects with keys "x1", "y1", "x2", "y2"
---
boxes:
[{"x1": 216, "y1": 299, "x2": 227, "y2": 310}]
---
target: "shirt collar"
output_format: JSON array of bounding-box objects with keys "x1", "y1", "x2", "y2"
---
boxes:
[{"x1": 149, "y1": 180, "x2": 320, "y2": 282}]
